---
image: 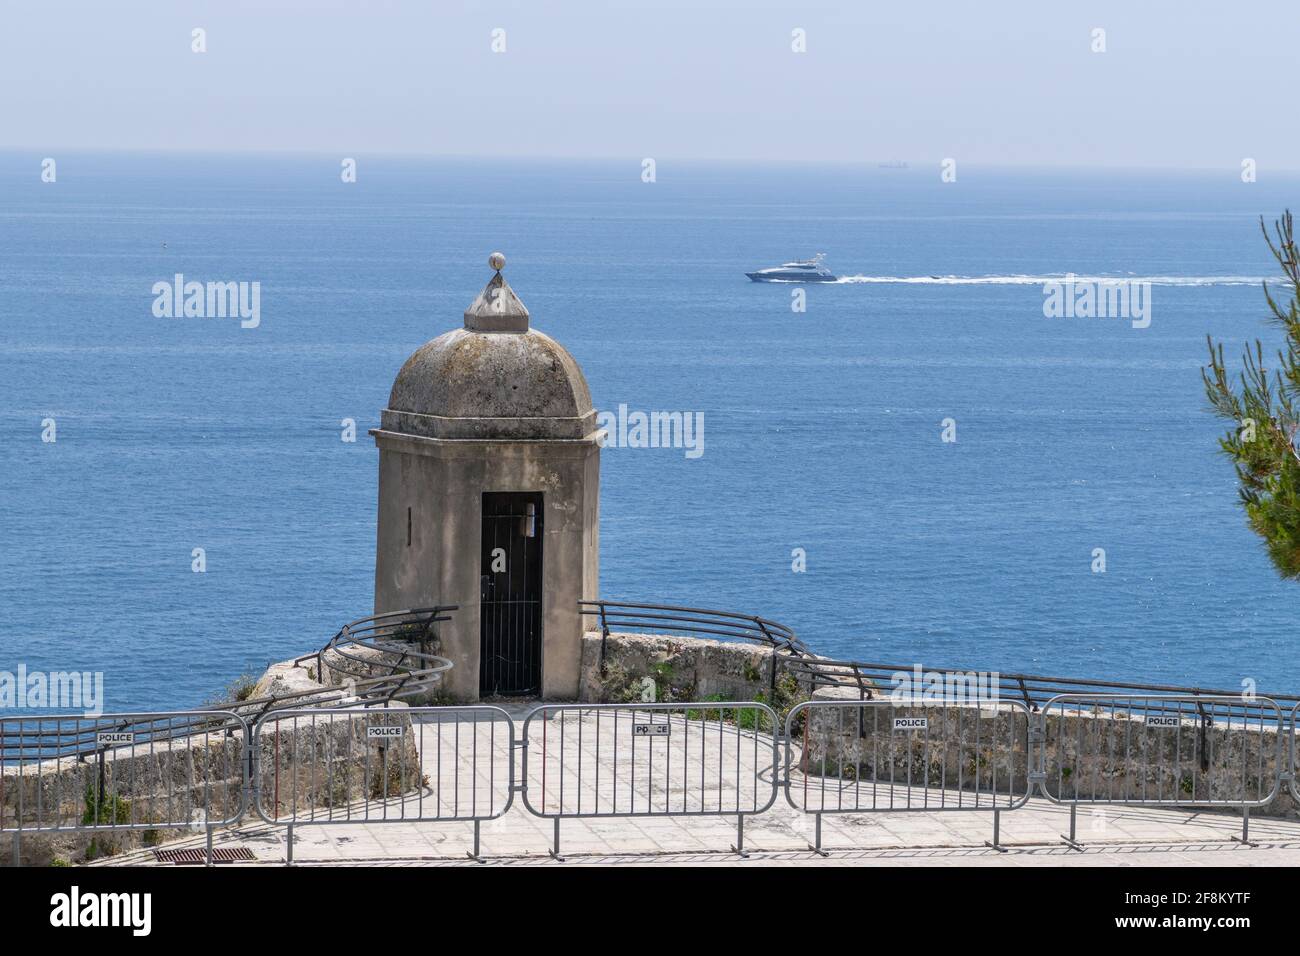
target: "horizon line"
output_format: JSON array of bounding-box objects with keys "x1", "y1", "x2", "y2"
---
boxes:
[{"x1": 2, "y1": 146, "x2": 1298, "y2": 177}]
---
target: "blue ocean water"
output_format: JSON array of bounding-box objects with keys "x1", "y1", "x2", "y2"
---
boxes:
[{"x1": 1, "y1": 152, "x2": 1297, "y2": 711}]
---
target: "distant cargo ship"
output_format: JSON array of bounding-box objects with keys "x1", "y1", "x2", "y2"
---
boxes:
[
  {"x1": 878, "y1": 161, "x2": 909, "y2": 169},
  {"x1": 745, "y1": 254, "x2": 837, "y2": 282}
]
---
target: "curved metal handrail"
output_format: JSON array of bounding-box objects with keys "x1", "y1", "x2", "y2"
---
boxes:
[
  {"x1": 782, "y1": 655, "x2": 1300, "y2": 713},
  {"x1": 580, "y1": 600, "x2": 806, "y2": 652},
  {"x1": 579, "y1": 599, "x2": 810, "y2": 694},
  {"x1": 303, "y1": 606, "x2": 456, "y2": 694},
  {"x1": 0, "y1": 607, "x2": 457, "y2": 764},
  {"x1": 580, "y1": 601, "x2": 1300, "y2": 716}
]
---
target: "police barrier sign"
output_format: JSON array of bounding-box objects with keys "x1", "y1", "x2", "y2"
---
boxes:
[
  {"x1": 1146, "y1": 715, "x2": 1181, "y2": 728},
  {"x1": 632, "y1": 723, "x2": 670, "y2": 737},
  {"x1": 893, "y1": 717, "x2": 928, "y2": 731}
]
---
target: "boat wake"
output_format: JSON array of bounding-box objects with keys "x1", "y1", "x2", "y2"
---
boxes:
[{"x1": 833, "y1": 274, "x2": 1277, "y2": 287}]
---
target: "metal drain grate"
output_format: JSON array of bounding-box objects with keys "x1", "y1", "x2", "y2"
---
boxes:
[{"x1": 153, "y1": 846, "x2": 256, "y2": 865}]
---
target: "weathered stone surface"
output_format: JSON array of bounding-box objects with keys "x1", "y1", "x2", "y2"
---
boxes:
[
  {"x1": 384, "y1": 328, "x2": 596, "y2": 440},
  {"x1": 578, "y1": 631, "x2": 820, "y2": 711},
  {"x1": 252, "y1": 661, "x2": 332, "y2": 702},
  {"x1": 373, "y1": 262, "x2": 600, "y2": 702},
  {"x1": 371, "y1": 435, "x2": 599, "y2": 702},
  {"x1": 464, "y1": 269, "x2": 529, "y2": 332}
]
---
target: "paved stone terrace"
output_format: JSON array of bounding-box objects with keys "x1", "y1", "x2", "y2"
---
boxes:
[
  {"x1": 89, "y1": 703, "x2": 1300, "y2": 867},
  {"x1": 91, "y1": 799, "x2": 1300, "y2": 867}
]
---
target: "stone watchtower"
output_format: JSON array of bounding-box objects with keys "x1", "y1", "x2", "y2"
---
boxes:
[{"x1": 371, "y1": 254, "x2": 600, "y2": 702}]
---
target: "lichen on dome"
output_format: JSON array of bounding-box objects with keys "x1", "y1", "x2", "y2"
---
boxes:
[{"x1": 379, "y1": 254, "x2": 596, "y2": 441}]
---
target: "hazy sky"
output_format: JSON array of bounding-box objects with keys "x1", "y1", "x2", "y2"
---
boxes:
[{"x1": 2, "y1": 0, "x2": 1297, "y2": 168}]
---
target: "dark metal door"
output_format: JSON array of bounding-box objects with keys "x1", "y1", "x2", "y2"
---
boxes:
[{"x1": 480, "y1": 492, "x2": 543, "y2": 696}]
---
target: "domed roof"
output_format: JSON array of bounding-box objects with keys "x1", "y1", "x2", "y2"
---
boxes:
[{"x1": 380, "y1": 255, "x2": 596, "y2": 441}]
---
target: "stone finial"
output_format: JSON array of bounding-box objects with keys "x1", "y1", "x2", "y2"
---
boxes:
[{"x1": 464, "y1": 251, "x2": 529, "y2": 333}]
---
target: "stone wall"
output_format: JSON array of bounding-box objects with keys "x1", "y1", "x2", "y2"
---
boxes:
[{"x1": 578, "y1": 631, "x2": 811, "y2": 712}]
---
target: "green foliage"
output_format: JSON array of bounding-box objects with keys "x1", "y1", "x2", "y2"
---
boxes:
[
  {"x1": 683, "y1": 695, "x2": 775, "y2": 733},
  {"x1": 370, "y1": 760, "x2": 427, "y2": 799},
  {"x1": 598, "y1": 656, "x2": 696, "y2": 704},
  {"x1": 597, "y1": 661, "x2": 646, "y2": 703},
  {"x1": 203, "y1": 672, "x2": 260, "y2": 708},
  {"x1": 1204, "y1": 211, "x2": 1300, "y2": 577},
  {"x1": 762, "y1": 672, "x2": 806, "y2": 727},
  {"x1": 685, "y1": 694, "x2": 727, "y2": 721},
  {"x1": 81, "y1": 781, "x2": 131, "y2": 827},
  {"x1": 81, "y1": 781, "x2": 131, "y2": 861}
]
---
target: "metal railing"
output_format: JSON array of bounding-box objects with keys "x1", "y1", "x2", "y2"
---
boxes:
[
  {"x1": 1292, "y1": 701, "x2": 1300, "y2": 806},
  {"x1": 1, "y1": 608, "x2": 456, "y2": 774},
  {"x1": 784, "y1": 698, "x2": 1033, "y2": 852},
  {"x1": 783, "y1": 655, "x2": 1300, "y2": 713},
  {"x1": 1040, "y1": 694, "x2": 1284, "y2": 808},
  {"x1": 251, "y1": 705, "x2": 514, "y2": 862},
  {"x1": 0, "y1": 711, "x2": 248, "y2": 864},
  {"x1": 10, "y1": 600, "x2": 1300, "y2": 864},
  {"x1": 299, "y1": 607, "x2": 456, "y2": 706},
  {"x1": 1039, "y1": 693, "x2": 1285, "y2": 848},
  {"x1": 580, "y1": 600, "x2": 810, "y2": 691},
  {"x1": 0, "y1": 607, "x2": 454, "y2": 865},
  {"x1": 787, "y1": 699, "x2": 1033, "y2": 812},
  {"x1": 520, "y1": 701, "x2": 780, "y2": 858},
  {"x1": 5, "y1": 693, "x2": 1300, "y2": 865}
]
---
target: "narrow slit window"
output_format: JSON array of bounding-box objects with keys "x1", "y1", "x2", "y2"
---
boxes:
[{"x1": 406, "y1": 506, "x2": 412, "y2": 547}]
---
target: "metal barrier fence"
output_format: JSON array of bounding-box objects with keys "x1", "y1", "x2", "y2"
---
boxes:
[
  {"x1": 7, "y1": 694, "x2": 1300, "y2": 865},
  {"x1": 1040, "y1": 693, "x2": 1284, "y2": 847},
  {"x1": 520, "y1": 702, "x2": 780, "y2": 858},
  {"x1": 1041, "y1": 694, "x2": 1284, "y2": 807},
  {"x1": 0, "y1": 711, "x2": 248, "y2": 865},
  {"x1": 251, "y1": 706, "x2": 514, "y2": 861},
  {"x1": 785, "y1": 699, "x2": 1032, "y2": 852}
]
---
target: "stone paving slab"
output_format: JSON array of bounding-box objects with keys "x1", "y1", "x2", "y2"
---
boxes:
[{"x1": 90, "y1": 795, "x2": 1300, "y2": 867}]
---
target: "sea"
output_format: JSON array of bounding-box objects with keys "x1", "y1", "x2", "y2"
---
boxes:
[{"x1": 2, "y1": 151, "x2": 1297, "y2": 712}]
